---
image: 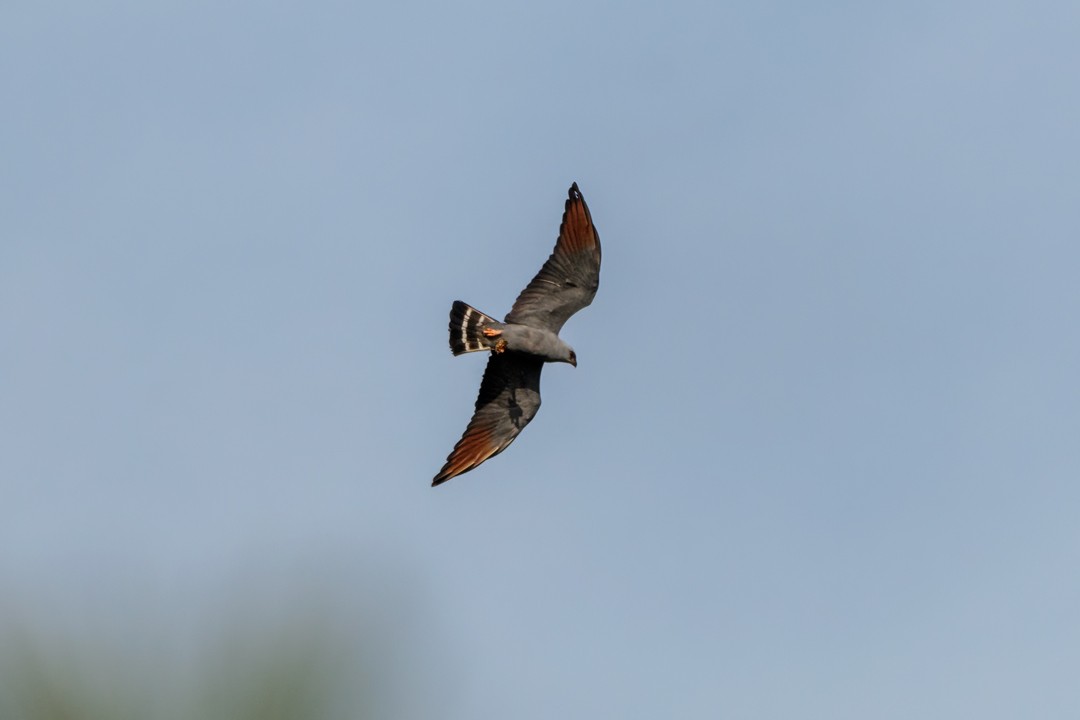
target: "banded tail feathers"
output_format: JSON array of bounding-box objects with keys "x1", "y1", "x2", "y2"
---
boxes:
[{"x1": 448, "y1": 301, "x2": 502, "y2": 355}]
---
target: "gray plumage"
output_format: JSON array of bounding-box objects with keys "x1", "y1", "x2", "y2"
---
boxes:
[{"x1": 433, "y1": 183, "x2": 602, "y2": 486}]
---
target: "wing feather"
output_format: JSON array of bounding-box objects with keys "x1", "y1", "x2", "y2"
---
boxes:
[
  {"x1": 432, "y1": 353, "x2": 544, "y2": 485},
  {"x1": 504, "y1": 183, "x2": 601, "y2": 333}
]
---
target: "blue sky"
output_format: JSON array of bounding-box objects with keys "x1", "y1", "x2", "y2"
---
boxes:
[{"x1": 3, "y1": 1, "x2": 1080, "y2": 717}]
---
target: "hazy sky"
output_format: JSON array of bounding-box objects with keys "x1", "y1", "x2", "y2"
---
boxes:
[{"x1": 3, "y1": 1, "x2": 1080, "y2": 717}]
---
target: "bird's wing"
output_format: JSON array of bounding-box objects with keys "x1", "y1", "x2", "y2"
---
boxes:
[
  {"x1": 504, "y1": 183, "x2": 601, "y2": 333},
  {"x1": 432, "y1": 353, "x2": 544, "y2": 485}
]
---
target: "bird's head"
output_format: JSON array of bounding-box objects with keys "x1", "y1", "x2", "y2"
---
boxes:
[{"x1": 566, "y1": 349, "x2": 577, "y2": 367}]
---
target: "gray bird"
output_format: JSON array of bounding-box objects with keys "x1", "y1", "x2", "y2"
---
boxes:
[{"x1": 433, "y1": 183, "x2": 602, "y2": 486}]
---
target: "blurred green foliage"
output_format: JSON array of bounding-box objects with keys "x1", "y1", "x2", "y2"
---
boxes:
[
  {"x1": 0, "y1": 618, "x2": 370, "y2": 720},
  {"x1": 0, "y1": 574, "x2": 414, "y2": 720}
]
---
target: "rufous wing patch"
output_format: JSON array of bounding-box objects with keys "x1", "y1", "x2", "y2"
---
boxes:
[
  {"x1": 433, "y1": 423, "x2": 503, "y2": 485},
  {"x1": 558, "y1": 183, "x2": 600, "y2": 257}
]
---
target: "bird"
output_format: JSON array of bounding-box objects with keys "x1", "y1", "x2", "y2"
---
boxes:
[{"x1": 432, "y1": 182, "x2": 602, "y2": 486}]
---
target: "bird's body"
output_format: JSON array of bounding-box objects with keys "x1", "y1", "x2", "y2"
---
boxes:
[
  {"x1": 454, "y1": 314, "x2": 575, "y2": 363},
  {"x1": 497, "y1": 324, "x2": 576, "y2": 363},
  {"x1": 433, "y1": 183, "x2": 601, "y2": 486}
]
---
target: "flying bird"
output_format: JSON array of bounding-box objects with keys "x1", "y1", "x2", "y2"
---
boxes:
[{"x1": 432, "y1": 182, "x2": 602, "y2": 486}]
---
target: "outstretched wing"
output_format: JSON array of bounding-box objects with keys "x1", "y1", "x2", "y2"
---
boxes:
[
  {"x1": 504, "y1": 183, "x2": 601, "y2": 333},
  {"x1": 432, "y1": 353, "x2": 544, "y2": 486}
]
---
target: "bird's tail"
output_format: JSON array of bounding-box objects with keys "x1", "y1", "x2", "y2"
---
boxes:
[{"x1": 448, "y1": 301, "x2": 502, "y2": 356}]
